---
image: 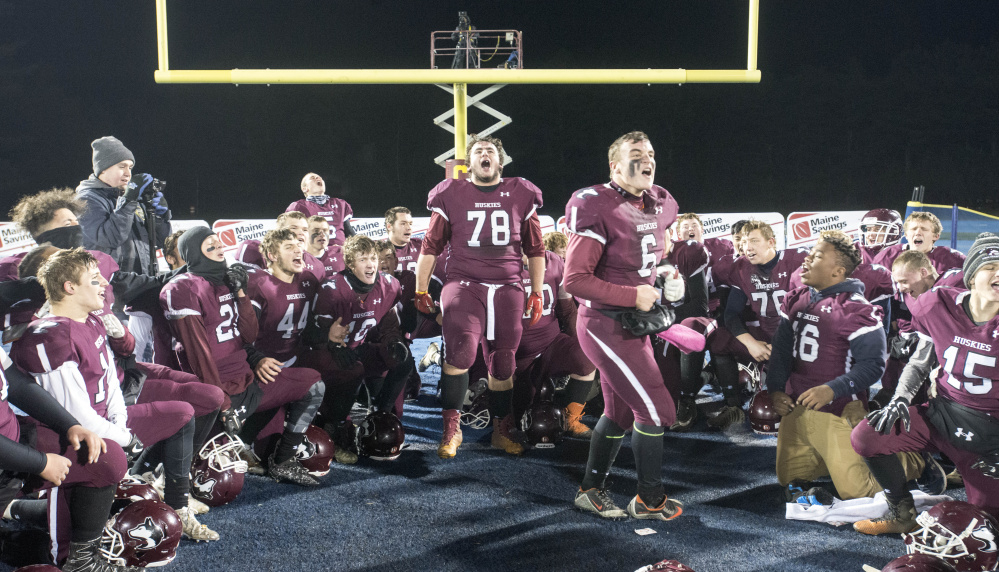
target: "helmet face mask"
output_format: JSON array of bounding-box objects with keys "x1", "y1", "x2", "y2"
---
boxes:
[
  {"x1": 460, "y1": 378, "x2": 491, "y2": 429},
  {"x1": 905, "y1": 501, "x2": 999, "y2": 571},
  {"x1": 197, "y1": 433, "x2": 249, "y2": 474},
  {"x1": 860, "y1": 209, "x2": 903, "y2": 248}
]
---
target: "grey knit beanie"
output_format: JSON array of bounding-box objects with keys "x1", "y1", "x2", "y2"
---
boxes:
[
  {"x1": 963, "y1": 232, "x2": 999, "y2": 288},
  {"x1": 91, "y1": 136, "x2": 135, "y2": 177}
]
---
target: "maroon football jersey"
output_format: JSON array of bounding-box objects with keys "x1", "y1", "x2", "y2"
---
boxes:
[
  {"x1": 910, "y1": 288, "x2": 999, "y2": 415},
  {"x1": 315, "y1": 245, "x2": 345, "y2": 277},
  {"x1": 936, "y1": 268, "x2": 966, "y2": 289},
  {"x1": 518, "y1": 251, "x2": 564, "y2": 357},
  {"x1": 703, "y1": 238, "x2": 737, "y2": 312},
  {"x1": 286, "y1": 197, "x2": 354, "y2": 247},
  {"x1": 728, "y1": 249, "x2": 809, "y2": 340},
  {"x1": 789, "y1": 263, "x2": 896, "y2": 305},
  {"x1": 160, "y1": 273, "x2": 251, "y2": 380},
  {"x1": 666, "y1": 240, "x2": 710, "y2": 309},
  {"x1": 874, "y1": 244, "x2": 966, "y2": 275},
  {"x1": 11, "y1": 315, "x2": 119, "y2": 422},
  {"x1": 394, "y1": 237, "x2": 423, "y2": 274},
  {"x1": 314, "y1": 272, "x2": 401, "y2": 349},
  {"x1": 246, "y1": 268, "x2": 318, "y2": 362},
  {"x1": 778, "y1": 284, "x2": 883, "y2": 415},
  {"x1": 236, "y1": 240, "x2": 326, "y2": 284},
  {"x1": 0, "y1": 252, "x2": 26, "y2": 282},
  {"x1": 564, "y1": 183, "x2": 679, "y2": 310},
  {"x1": 426, "y1": 177, "x2": 543, "y2": 284},
  {"x1": 858, "y1": 243, "x2": 885, "y2": 265}
]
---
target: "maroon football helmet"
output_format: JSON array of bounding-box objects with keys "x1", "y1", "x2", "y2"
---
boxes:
[
  {"x1": 738, "y1": 361, "x2": 763, "y2": 392},
  {"x1": 861, "y1": 209, "x2": 903, "y2": 248},
  {"x1": 748, "y1": 391, "x2": 780, "y2": 436},
  {"x1": 295, "y1": 424, "x2": 334, "y2": 477},
  {"x1": 905, "y1": 500, "x2": 999, "y2": 571},
  {"x1": 355, "y1": 411, "x2": 405, "y2": 461},
  {"x1": 880, "y1": 554, "x2": 959, "y2": 572},
  {"x1": 535, "y1": 376, "x2": 556, "y2": 403},
  {"x1": 100, "y1": 499, "x2": 182, "y2": 568},
  {"x1": 460, "y1": 377, "x2": 491, "y2": 429},
  {"x1": 189, "y1": 433, "x2": 247, "y2": 507},
  {"x1": 111, "y1": 474, "x2": 161, "y2": 515},
  {"x1": 520, "y1": 402, "x2": 565, "y2": 449}
]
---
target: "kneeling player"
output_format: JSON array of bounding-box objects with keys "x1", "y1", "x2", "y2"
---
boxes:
[
  {"x1": 766, "y1": 231, "x2": 924, "y2": 503},
  {"x1": 853, "y1": 233, "x2": 999, "y2": 533}
]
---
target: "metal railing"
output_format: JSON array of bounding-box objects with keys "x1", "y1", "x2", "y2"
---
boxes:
[{"x1": 431, "y1": 29, "x2": 523, "y2": 70}]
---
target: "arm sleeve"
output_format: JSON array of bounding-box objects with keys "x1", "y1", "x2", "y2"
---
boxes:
[
  {"x1": 6, "y1": 361, "x2": 80, "y2": 434},
  {"x1": 235, "y1": 294, "x2": 258, "y2": 345},
  {"x1": 520, "y1": 213, "x2": 544, "y2": 258},
  {"x1": 765, "y1": 318, "x2": 794, "y2": 393},
  {"x1": 0, "y1": 433, "x2": 48, "y2": 474},
  {"x1": 723, "y1": 287, "x2": 750, "y2": 338},
  {"x1": 419, "y1": 212, "x2": 452, "y2": 258},
  {"x1": 243, "y1": 303, "x2": 267, "y2": 369},
  {"x1": 563, "y1": 234, "x2": 637, "y2": 308},
  {"x1": 825, "y1": 328, "x2": 887, "y2": 399},
  {"x1": 672, "y1": 272, "x2": 709, "y2": 322},
  {"x1": 110, "y1": 271, "x2": 166, "y2": 306},
  {"x1": 874, "y1": 297, "x2": 892, "y2": 334},
  {"x1": 554, "y1": 297, "x2": 578, "y2": 338},
  {"x1": 894, "y1": 336, "x2": 935, "y2": 402},
  {"x1": 78, "y1": 194, "x2": 140, "y2": 254},
  {"x1": 33, "y1": 363, "x2": 131, "y2": 446},
  {"x1": 376, "y1": 308, "x2": 405, "y2": 346}
]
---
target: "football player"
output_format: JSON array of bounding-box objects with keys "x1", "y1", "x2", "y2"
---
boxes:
[
  {"x1": 711, "y1": 220, "x2": 809, "y2": 430},
  {"x1": 766, "y1": 230, "x2": 924, "y2": 501},
  {"x1": 542, "y1": 231, "x2": 568, "y2": 260},
  {"x1": 413, "y1": 134, "x2": 545, "y2": 459},
  {"x1": 303, "y1": 235, "x2": 410, "y2": 459},
  {"x1": 513, "y1": 250, "x2": 596, "y2": 439},
  {"x1": 857, "y1": 208, "x2": 903, "y2": 264},
  {"x1": 564, "y1": 131, "x2": 685, "y2": 521},
  {"x1": 237, "y1": 228, "x2": 327, "y2": 485},
  {"x1": 286, "y1": 172, "x2": 355, "y2": 248},
  {"x1": 873, "y1": 211, "x2": 965, "y2": 274},
  {"x1": 306, "y1": 215, "x2": 345, "y2": 276},
  {"x1": 385, "y1": 207, "x2": 422, "y2": 274},
  {"x1": 853, "y1": 232, "x2": 999, "y2": 532},
  {"x1": 0, "y1": 346, "x2": 129, "y2": 572},
  {"x1": 11, "y1": 248, "x2": 218, "y2": 549},
  {"x1": 235, "y1": 211, "x2": 327, "y2": 283}
]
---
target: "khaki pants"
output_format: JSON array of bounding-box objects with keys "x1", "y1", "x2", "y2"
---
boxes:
[{"x1": 776, "y1": 400, "x2": 924, "y2": 500}]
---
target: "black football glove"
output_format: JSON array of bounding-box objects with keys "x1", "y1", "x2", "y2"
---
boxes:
[
  {"x1": 328, "y1": 344, "x2": 358, "y2": 370},
  {"x1": 972, "y1": 452, "x2": 999, "y2": 480},
  {"x1": 866, "y1": 396, "x2": 911, "y2": 435},
  {"x1": 219, "y1": 407, "x2": 244, "y2": 438},
  {"x1": 124, "y1": 434, "x2": 145, "y2": 464},
  {"x1": 223, "y1": 263, "x2": 249, "y2": 294},
  {"x1": 388, "y1": 341, "x2": 409, "y2": 364},
  {"x1": 124, "y1": 173, "x2": 154, "y2": 201}
]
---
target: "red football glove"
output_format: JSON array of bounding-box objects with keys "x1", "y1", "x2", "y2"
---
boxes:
[
  {"x1": 415, "y1": 291, "x2": 436, "y2": 314},
  {"x1": 526, "y1": 291, "x2": 544, "y2": 327}
]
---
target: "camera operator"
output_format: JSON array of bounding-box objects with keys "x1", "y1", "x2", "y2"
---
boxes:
[
  {"x1": 451, "y1": 11, "x2": 479, "y2": 69},
  {"x1": 76, "y1": 136, "x2": 171, "y2": 277}
]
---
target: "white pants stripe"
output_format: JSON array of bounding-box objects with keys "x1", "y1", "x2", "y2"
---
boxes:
[{"x1": 586, "y1": 329, "x2": 661, "y2": 426}]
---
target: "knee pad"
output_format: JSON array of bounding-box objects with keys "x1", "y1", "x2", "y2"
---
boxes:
[{"x1": 488, "y1": 349, "x2": 515, "y2": 381}]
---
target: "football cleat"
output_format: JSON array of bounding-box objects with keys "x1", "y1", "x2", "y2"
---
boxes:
[
  {"x1": 491, "y1": 415, "x2": 524, "y2": 455},
  {"x1": 853, "y1": 497, "x2": 917, "y2": 535},
  {"x1": 187, "y1": 496, "x2": 210, "y2": 516},
  {"x1": 177, "y1": 506, "x2": 219, "y2": 542},
  {"x1": 266, "y1": 452, "x2": 320, "y2": 487},
  {"x1": 707, "y1": 405, "x2": 745, "y2": 431},
  {"x1": 915, "y1": 453, "x2": 947, "y2": 496},
  {"x1": 324, "y1": 421, "x2": 359, "y2": 465},
  {"x1": 563, "y1": 402, "x2": 593, "y2": 439},
  {"x1": 574, "y1": 487, "x2": 628, "y2": 520},
  {"x1": 628, "y1": 495, "x2": 684, "y2": 521},
  {"x1": 670, "y1": 397, "x2": 697, "y2": 432},
  {"x1": 945, "y1": 468, "x2": 963, "y2": 488},
  {"x1": 438, "y1": 410, "x2": 463, "y2": 459},
  {"x1": 417, "y1": 342, "x2": 440, "y2": 372}
]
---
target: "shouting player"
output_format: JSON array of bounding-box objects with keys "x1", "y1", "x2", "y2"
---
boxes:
[
  {"x1": 564, "y1": 131, "x2": 685, "y2": 521},
  {"x1": 286, "y1": 172, "x2": 355, "y2": 248},
  {"x1": 414, "y1": 134, "x2": 545, "y2": 459}
]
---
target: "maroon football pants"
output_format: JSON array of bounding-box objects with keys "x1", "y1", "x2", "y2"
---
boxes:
[{"x1": 441, "y1": 281, "x2": 524, "y2": 380}]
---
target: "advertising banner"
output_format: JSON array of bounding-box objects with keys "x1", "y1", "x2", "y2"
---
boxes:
[{"x1": 785, "y1": 211, "x2": 867, "y2": 249}]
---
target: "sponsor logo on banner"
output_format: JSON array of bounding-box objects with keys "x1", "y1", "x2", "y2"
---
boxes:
[
  {"x1": 786, "y1": 211, "x2": 867, "y2": 249},
  {"x1": 0, "y1": 223, "x2": 35, "y2": 256},
  {"x1": 211, "y1": 220, "x2": 274, "y2": 262}
]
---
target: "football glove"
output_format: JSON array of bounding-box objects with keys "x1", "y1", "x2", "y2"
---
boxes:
[
  {"x1": 219, "y1": 407, "x2": 244, "y2": 438},
  {"x1": 224, "y1": 263, "x2": 249, "y2": 294},
  {"x1": 866, "y1": 396, "x2": 911, "y2": 435},
  {"x1": 526, "y1": 291, "x2": 543, "y2": 327},
  {"x1": 658, "y1": 266, "x2": 685, "y2": 302},
  {"x1": 123, "y1": 434, "x2": 145, "y2": 464},
  {"x1": 100, "y1": 313, "x2": 126, "y2": 339},
  {"x1": 415, "y1": 291, "x2": 436, "y2": 314},
  {"x1": 329, "y1": 344, "x2": 359, "y2": 370},
  {"x1": 972, "y1": 452, "x2": 999, "y2": 480}
]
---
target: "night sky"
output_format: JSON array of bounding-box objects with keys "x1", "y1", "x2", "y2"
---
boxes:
[{"x1": 2, "y1": 1, "x2": 997, "y2": 225}]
